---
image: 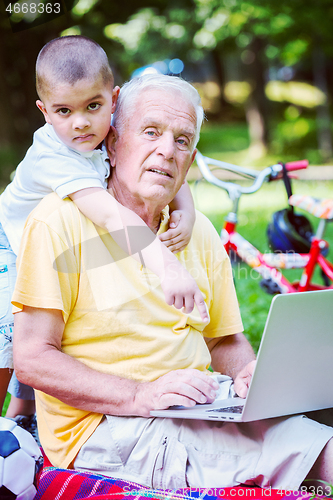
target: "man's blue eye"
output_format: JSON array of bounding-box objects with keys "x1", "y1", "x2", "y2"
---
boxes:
[{"x1": 177, "y1": 138, "x2": 188, "y2": 146}]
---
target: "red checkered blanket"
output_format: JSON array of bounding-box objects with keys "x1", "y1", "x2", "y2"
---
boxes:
[
  {"x1": 35, "y1": 464, "x2": 311, "y2": 500},
  {"x1": 35, "y1": 466, "x2": 154, "y2": 500}
]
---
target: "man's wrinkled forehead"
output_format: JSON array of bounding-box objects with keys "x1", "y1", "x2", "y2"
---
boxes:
[
  {"x1": 135, "y1": 89, "x2": 196, "y2": 136},
  {"x1": 139, "y1": 88, "x2": 196, "y2": 116}
]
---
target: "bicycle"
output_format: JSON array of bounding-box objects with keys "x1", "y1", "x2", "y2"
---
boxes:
[{"x1": 195, "y1": 151, "x2": 333, "y2": 294}]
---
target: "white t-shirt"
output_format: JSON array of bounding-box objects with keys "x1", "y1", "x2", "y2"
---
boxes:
[{"x1": 0, "y1": 123, "x2": 110, "y2": 255}]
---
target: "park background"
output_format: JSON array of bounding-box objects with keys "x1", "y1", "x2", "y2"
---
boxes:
[{"x1": 1, "y1": 0, "x2": 333, "y2": 350}]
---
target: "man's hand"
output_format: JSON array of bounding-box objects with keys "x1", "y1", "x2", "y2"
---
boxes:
[
  {"x1": 233, "y1": 360, "x2": 256, "y2": 398},
  {"x1": 160, "y1": 262, "x2": 208, "y2": 322},
  {"x1": 134, "y1": 369, "x2": 219, "y2": 417},
  {"x1": 159, "y1": 210, "x2": 194, "y2": 254}
]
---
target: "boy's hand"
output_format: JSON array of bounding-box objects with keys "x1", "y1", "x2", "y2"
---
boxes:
[
  {"x1": 159, "y1": 210, "x2": 195, "y2": 253},
  {"x1": 160, "y1": 262, "x2": 208, "y2": 322}
]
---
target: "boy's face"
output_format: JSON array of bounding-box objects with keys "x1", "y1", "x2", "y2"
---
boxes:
[{"x1": 36, "y1": 76, "x2": 119, "y2": 152}]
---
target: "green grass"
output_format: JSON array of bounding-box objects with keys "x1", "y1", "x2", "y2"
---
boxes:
[
  {"x1": 2, "y1": 393, "x2": 11, "y2": 417},
  {"x1": 197, "y1": 120, "x2": 331, "y2": 167},
  {"x1": 190, "y1": 179, "x2": 333, "y2": 352}
]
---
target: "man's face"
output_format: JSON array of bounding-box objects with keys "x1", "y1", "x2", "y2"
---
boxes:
[
  {"x1": 109, "y1": 89, "x2": 197, "y2": 206},
  {"x1": 36, "y1": 77, "x2": 119, "y2": 152}
]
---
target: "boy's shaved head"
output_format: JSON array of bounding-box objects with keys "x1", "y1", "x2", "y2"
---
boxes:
[{"x1": 36, "y1": 35, "x2": 114, "y2": 99}]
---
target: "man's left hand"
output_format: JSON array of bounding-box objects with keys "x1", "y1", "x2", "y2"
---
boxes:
[{"x1": 233, "y1": 360, "x2": 256, "y2": 398}]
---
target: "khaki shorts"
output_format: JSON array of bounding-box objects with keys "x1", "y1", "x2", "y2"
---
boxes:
[{"x1": 74, "y1": 413, "x2": 333, "y2": 490}]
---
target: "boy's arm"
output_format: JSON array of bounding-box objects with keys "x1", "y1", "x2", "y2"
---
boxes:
[
  {"x1": 69, "y1": 187, "x2": 208, "y2": 321},
  {"x1": 159, "y1": 181, "x2": 196, "y2": 253}
]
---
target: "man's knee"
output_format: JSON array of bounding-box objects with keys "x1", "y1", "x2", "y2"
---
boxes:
[{"x1": 306, "y1": 437, "x2": 333, "y2": 485}]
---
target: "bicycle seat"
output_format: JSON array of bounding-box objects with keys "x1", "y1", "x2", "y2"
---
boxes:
[{"x1": 289, "y1": 195, "x2": 333, "y2": 220}]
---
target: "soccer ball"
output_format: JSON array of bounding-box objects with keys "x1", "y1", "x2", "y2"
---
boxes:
[{"x1": 0, "y1": 416, "x2": 43, "y2": 499}]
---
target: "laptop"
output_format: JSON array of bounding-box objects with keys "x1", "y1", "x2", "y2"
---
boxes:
[{"x1": 150, "y1": 289, "x2": 333, "y2": 422}]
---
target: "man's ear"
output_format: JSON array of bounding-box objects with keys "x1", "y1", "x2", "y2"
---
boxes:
[
  {"x1": 36, "y1": 100, "x2": 52, "y2": 124},
  {"x1": 183, "y1": 149, "x2": 197, "y2": 184},
  {"x1": 111, "y1": 86, "x2": 120, "y2": 114},
  {"x1": 190, "y1": 148, "x2": 197, "y2": 167},
  {"x1": 105, "y1": 126, "x2": 118, "y2": 167}
]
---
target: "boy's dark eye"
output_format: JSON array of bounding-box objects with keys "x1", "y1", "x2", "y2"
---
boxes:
[
  {"x1": 57, "y1": 108, "x2": 71, "y2": 116},
  {"x1": 88, "y1": 103, "x2": 101, "y2": 111}
]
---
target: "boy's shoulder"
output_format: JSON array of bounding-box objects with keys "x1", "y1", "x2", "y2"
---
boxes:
[
  {"x1": 32, "y1": 123, "x2": 66, "y2": 153},
  {"x1": 21, "y1": 124, "x2": 92, "y2": 182}
]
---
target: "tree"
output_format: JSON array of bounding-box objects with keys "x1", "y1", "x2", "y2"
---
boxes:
[
  {"x1": 0, "y1": 0, "x2": 178, "y2": 182},
  {"x1": 98, "y1": 0, "x2": 333, "y2": 159}
]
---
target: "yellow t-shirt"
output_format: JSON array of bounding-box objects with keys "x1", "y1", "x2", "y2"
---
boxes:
[{"x1": 12, "y1": 193, "x2": 243, "y2": 468}]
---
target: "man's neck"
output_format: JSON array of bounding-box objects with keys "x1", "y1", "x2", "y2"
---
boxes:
[{"x1": 107, "y1": 183, "x2": 163, "y2": 234}]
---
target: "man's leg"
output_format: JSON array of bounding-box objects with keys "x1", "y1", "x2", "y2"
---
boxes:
[
  {"x1": 74, "y1": 414, "x2": 333, "y2": 490},
  {"x1": 306, "y1": 438, "x2": 333, "y2": 486},
  {"x1": 5, "y1": 396, "x2": 35, "y2": 418},
  {"x1": 6, "y1": 372, "x2": 39, "y2": 445}
]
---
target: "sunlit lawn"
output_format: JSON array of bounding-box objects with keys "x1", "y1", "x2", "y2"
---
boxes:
[
  {"x1": 197, "y1": 119, "x2": 328, "y2": 168},
  {"x1": 2, "y1": 394, "x2": 10, "y2": 417},
  {"x1": 190, "y1": 177, "x2": 333, "y2": 352}
]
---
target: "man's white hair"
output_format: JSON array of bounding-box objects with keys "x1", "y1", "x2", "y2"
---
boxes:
[{"x1": 112, "y1": 74, "x2": 204, "y2": 150}]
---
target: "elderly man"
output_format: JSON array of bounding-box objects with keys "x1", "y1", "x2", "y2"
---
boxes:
[{"x1": 13, "y1": 75, "x2": 333, "y2": 489}]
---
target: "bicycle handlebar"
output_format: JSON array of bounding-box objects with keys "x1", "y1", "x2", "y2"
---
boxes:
[
  {"x1": 195, "y1": 151, "x2": 308, "y2": 200},
  {"x1": 285, "y1": 159, "x2": 308, "y2": 171}
]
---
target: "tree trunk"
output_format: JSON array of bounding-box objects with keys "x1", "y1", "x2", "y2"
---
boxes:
[
  {"x1": 243, "y1": 37, "x2": 269, "y2": 159},
  {"x1": 312, "y1": 46, "x2": 333, "y2": 162},
  {"x1": 211, "y1": 48, "x2": 230, "y2": 117}
]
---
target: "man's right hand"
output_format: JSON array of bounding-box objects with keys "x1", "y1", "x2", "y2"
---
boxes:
[{"x1": 133, "y1": 369, "x2": 219, "y2": 417}]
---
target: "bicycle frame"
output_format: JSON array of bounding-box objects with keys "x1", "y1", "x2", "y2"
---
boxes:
[
  {"x1": 222, "y1": 217, "x2": 333, "y2": 293},
  {"x1": 195, "y1": 151, "x2": 333, "y2": 294}
]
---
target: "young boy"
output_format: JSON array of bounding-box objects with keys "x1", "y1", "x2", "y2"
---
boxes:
[{"x1": 0, "y1": 36, "x2": 207, "y2": 420}]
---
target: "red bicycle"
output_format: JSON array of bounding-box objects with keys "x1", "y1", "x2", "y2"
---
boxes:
[{"x1": 195, "y1": 151, "x2": 333, "y2": 294}]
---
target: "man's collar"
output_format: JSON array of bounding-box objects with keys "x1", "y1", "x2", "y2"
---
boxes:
[
  {"x1": 79, "y1": 145, "x2": 108, "y2": 160},
  {"x1": 157, "y1": 206, "x2": 170, "y2": 235}
]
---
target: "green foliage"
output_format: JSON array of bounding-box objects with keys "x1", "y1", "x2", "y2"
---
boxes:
[
  {"x1": 92, "y1": 0, "x2": 333, "y2": 78},
  {"x1": 197, "y1": 119, "x2": 332, "y2": 169},
  {"x1": 0, "y1": 147, "x2": 23, "y2": 190},
  {"x1": 199, "y1": 122, "x2": 250, "y2": 154},
  {"x1": 2, "y1": 0, "x2": 333, "y2": 169}
]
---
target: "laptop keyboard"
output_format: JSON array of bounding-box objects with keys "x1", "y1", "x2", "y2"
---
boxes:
[{"x1": 206, "y1": 405, "x2": 244, "y2": 414}]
